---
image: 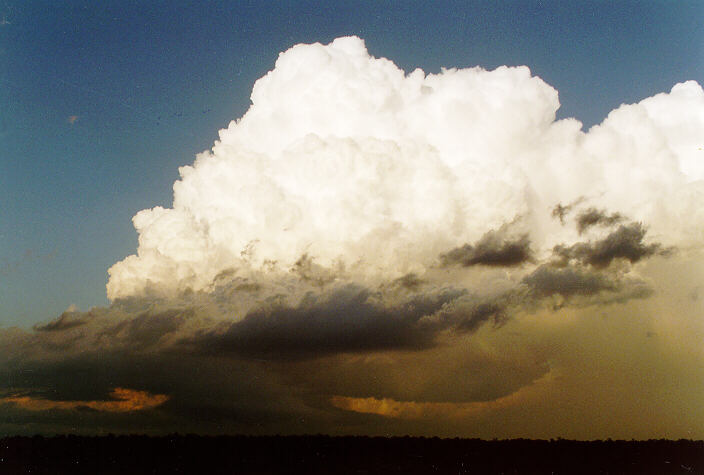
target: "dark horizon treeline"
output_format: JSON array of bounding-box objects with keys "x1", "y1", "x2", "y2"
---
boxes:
[{"x1": 1, "y1": 434, "x2": 702, "y2": 474}]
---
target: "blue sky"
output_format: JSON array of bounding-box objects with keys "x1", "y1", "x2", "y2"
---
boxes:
[{"x1": 1, "y1": 0, "x2": 703, "y2": 328}]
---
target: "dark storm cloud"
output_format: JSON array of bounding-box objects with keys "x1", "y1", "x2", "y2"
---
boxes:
[
  {"x1": 0, "y1": 346, "x2": 312, "y2": 435},
  {"x1": 523, "y1": 265, "x2": 616, "y2": 299},
  {"x1": 521, "y1": 264, "x2": 654, "y2": 306},
  {"x1": 0, "y1": 278, "x2": 513, "y2": 436},
  {"x1": 390, "y1": 273, "x2": 425, "y2": 291},
  {"x1": 428, "y1": 293, "x2": 514, "y2": 333},
  {"x1": 552, "y1": 222, "x2": 666, "y2": 268},
  {"x1": 0, "y1": 306, "x2": 201, "y2": 365},
  {"x1": 2, "y1": 218, "x2": 667, "y2": 371},
  {"x1": 440, "y1": 229, "x2": 532, "y2": 268},
  {"x1": 282, "y1": 345, "x2": 551, "y2": 405},
  {"x1": 187, "y1": 284, "x2": 466, "y2": 360},
  {"x1": 462, "y1": 301, "x2": 507, "y2": 329},
  {"x1": 575, "y1": 208, "x2": 624, "y2": 234},
  {"x1": 0, "y1": 214, "x2": 671, "y2": 435},
  {"x1": 291, "y1": 254, "x2": 337, "y2": 287},
  {"x1": 33, "y1": 311, "x2": 90, "y2": 332},
  {"x1": 522, "y1": 217, "x2": 665, "y2": 305},
  {"x1": 0, "y1": 296, "x2": 334, "y2": 434},
  {"x1": 111, "y1": 309, "x2": 190, "y2": 349}
]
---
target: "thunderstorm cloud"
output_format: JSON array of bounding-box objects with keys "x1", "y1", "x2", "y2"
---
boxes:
[{"x1": 2, "y1": 37, "x2": 703, "y2": 439}]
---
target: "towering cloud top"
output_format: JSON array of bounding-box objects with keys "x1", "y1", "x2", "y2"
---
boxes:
[{"x1": 107, "y1": 36, "x2": 704, "y2": 300}]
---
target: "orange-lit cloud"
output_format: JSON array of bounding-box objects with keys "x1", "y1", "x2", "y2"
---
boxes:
[
  {"x1": 0, "y1": 388, "x2": 169, "y2": 413},
  {"x1": 330, "y1": 371, "x2": 555, "y2": 420},
  {"x1": 67, "y1": 115, "x2": 78, "y2": 125}
]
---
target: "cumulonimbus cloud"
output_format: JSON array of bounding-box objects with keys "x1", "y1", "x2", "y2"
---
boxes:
[
  {"x1": 105, "y1": 36, "x2": 704, "y2": 301},
  {"x1": 2, "y1": 37, "x2": 703, "y2": 438},
  {"x1": 185, "y1": 284, "x2": 465, "y2": 359}
]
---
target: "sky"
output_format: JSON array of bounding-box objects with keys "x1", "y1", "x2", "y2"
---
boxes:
[{"x1": 0, "y1": 1, "x2": 703, "y2": 438}]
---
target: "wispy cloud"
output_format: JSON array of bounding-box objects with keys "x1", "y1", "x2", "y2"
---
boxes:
[
  {"x1": 330, "y1": 371, "x2": 556, "y2": 419},
  {"x1": 1, "y1": 388, "x2": 169, "y2": 413}
]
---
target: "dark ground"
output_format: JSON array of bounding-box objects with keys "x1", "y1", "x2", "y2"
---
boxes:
[{"x1": 0, "y1": 435, "x2": 702, "y2": 474}]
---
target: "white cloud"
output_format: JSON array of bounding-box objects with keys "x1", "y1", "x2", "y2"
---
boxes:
[{"x1": 107, "y1": 36, "x2": 704, "y2": 301}]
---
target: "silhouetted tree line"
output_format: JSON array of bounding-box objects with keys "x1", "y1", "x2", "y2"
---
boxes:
[{"x1": 0, "y1": 434, "x2": 702, "y2": 474}]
